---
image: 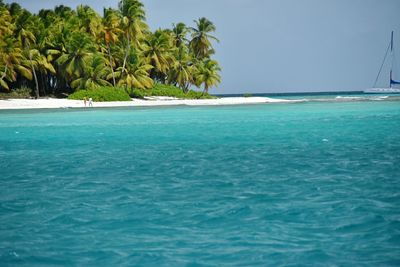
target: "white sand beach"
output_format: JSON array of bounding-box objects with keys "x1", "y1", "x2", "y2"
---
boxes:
[{"x1": 0, "y1": 97, "x2": 292, "y2": 110}]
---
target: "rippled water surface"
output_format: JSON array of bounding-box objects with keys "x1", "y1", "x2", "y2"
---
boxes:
[{"x1": 1, "y1": 101, "x2": 400, "y2": 266}]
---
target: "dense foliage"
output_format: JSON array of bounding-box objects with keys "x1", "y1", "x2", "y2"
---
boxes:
[
  {"x1": 0, "y1": 0, "x2": 221, "y2": 98},
  {"x1": 68, "y1": 87, "x2": 131, "y2": 101}
]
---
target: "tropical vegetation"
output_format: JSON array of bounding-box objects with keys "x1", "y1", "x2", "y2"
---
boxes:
[
  {"x1": 68, "y1": 86, "x2": 131, "y2": 102},
  {"x1": 0, "y1": 0, "x2": 221, "y2": 99},
  {"x1": 129, "y1": 84, "x2": 215, "y2": 99}
]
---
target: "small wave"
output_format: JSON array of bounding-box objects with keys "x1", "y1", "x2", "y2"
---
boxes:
[
  {"x1": 371, "y1": 96, "x2": 389, "y2": 101},
  {"x1": 335, "y1": 96, "x2": 364, "y2": 100},
  {"x1": 290, "y1": 98, "x2": 310, "y2": 103},
  {"x1": 271, "y1": 95, "x2": 396, "y2": 103},
  {"x1": 334, "y1": 95, "x2": 394, "y2": 102},
  {"x1": 265, "y1": 98, "x2": 309, "y2": 103}
]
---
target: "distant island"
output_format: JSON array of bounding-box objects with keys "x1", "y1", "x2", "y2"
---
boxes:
[{"x1": 0, "y1": 0, "x2": 221, "y2": 101}]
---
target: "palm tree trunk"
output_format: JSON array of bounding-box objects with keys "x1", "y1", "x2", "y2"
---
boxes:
[
  {"x1": 0, "y1": 65, "x2": 9, "y2": 90},
  {"x1": 1, "y1": 64, "x2": 7, "y2": 80},
  {"x1": 107, "y1": 43, "x2": 116, "y2": 86},
  {"x1": 121, "y1": 35, "x2": 130, "y2": 74},
  {"x1": 29, "y1": 52, "x2": 40, "y2": 99},
  {"x1": 201, "y1": 85, "x2": 208, "y2": 96},
  {"x1": 50, "y1": 75, "x2": 55, "y2": 95},
  {"x1": 40, "y1": 73, "x2": 47, "y2": 96}
]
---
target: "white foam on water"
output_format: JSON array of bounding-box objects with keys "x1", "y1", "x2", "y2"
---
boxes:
[
  {"x1": 371, "y1": 96, "x2": 389, "y2": 101},
  {"x1": 335, "y1": 96, "x2": 364, "y2": 100}
]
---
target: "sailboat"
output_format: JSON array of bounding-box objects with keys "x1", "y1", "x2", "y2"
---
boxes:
[{"x1": 364, "y1": 31, "x2": 400, "y2": 93}]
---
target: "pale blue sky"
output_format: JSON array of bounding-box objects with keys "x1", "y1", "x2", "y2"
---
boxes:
[{"x1": 5, "y1": 0, "x2": 400, "y2": 93}]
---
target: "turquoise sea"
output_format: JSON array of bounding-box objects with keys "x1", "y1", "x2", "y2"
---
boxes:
[{"x1": 1, "y1": 94, "x2": 400, "y2": 266}]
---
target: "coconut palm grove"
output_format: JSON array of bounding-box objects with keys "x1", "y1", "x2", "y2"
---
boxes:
[{"x1": 0, "y1": 0, "x2": 221, "y2": 99}]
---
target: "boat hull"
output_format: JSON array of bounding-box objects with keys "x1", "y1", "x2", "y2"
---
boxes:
[{"x1": 363, "y1": 88, "x2": 400, "y2": 94}]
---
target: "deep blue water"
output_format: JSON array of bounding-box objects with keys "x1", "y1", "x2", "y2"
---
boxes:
[{"x1": 1, "y1": 100, "x2": 400, "y2": 266}]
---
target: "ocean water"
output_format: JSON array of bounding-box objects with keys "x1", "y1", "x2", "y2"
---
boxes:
[{"x1": 1, "y1": 98, "x2": 400, "y2": 266}]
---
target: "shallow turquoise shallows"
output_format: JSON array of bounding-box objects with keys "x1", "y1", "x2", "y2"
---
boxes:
[{"x1": 1, "y1": 100, "x2": 400, "y2": 266}]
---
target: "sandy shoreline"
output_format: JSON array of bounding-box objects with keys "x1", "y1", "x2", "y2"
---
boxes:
[{"x1": 0, "y1": 97, "x2": 292, "y2": 110}]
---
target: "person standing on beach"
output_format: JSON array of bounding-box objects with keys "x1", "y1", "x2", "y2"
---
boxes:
[
  {"x1": 88, "y1": 97, "x2": 93, "y2": 107},
  {"x1": 83, "y1": 97, "x2": 87, "y2": 107}
]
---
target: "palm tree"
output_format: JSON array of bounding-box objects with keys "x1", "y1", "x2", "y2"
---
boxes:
[
  {"x1": 71, "y1": 54, "x2": 112, "y2": 90},
  {"x1": 1, "y1": 4, "x2": 33, "y2": 91},
  {"x1": 142, "y1": 29, "x2": 174, "y2": 83},
  {"x1": 15, "y1": 11, "x2": 42, "y2": 98},
  {"x1": 0, "y1": 5, "x2": 13, "y2": 38},
  {"x1": 56, "y1": 31, "x2": 96, "y2": 87},
  {"x1": 0, "y1": 36, "x2": 32, "y2": 91},
  {"x1": 114, "y1": 52, "x2": 153, "y2": 89},
  {"x1": 7, "y1": 2, "x2": 23, "y2": 18},
  {"x1": 172, "y1": 22, "x2": 188, "y2": 48},
  {"x1": 190, "y1": 17, "x2": 219, "y2": 59},
  {"x1": 119, "y1": 0, "x2": 148, "y2": 73},
  {"x1": 41, "y1": 21, "x2": 68, "y2": 94},
  {"x1": 76, "y1": 5, "x2": 102, "y2": 38},
  {"x1": 0, "y1": 6, "x2": 14, "y2": 90},
  {"x1": 30, "y1": 49, "x2": 56, "y2": 95},
  {"x1": 168, "y1": 45, "x2": 194, "y2": 92},
  {"x1": 194, "y1": 59, "x2": 221, "y2": 95},
  {"x1": 54, "y1": 5, "x2": 74, "y2": 19},
  {"x1": 102, "y1": 8, "x2": 122, "y2": 86}
]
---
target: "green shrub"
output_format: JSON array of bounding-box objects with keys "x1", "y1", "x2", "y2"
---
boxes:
[
  {"x1": 128, "y1": 89, "x2": 146, "y2": 99},
  {"x1": 151, "y1": 84, "x2": 183, "y2": 97},
  {"x1": 129, "y1": 84, "x2": 215, "y2": 99},
  {"x1": 0, "y1": 87, "x2": 33, "y2": 99},
  {"x1": 185, "y1": 90, "x2": 215, "y2": 99},
  {"x1": 68, "y1": 87, "x2": 131, "y2": 102}
]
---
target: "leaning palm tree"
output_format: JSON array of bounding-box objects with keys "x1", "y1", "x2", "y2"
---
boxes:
[
  {"x1": 194, "y1": 59, "x2": 221, "y2": 95},
  {"x1": 71, "y1": 54, "x2": 112, "y2": 90},
  {"x1": 189, "y1": 17, "x2": 219, "y2": 59}
]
